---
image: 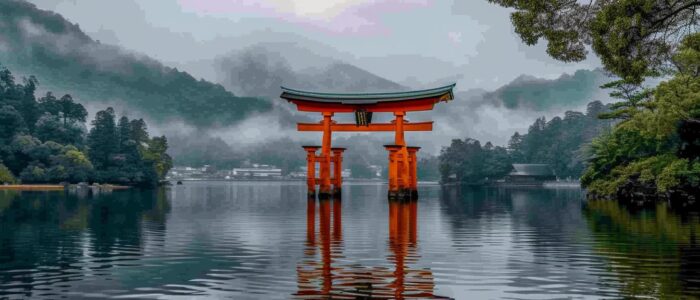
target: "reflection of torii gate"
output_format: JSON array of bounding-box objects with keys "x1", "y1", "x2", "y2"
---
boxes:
[
  {"x1": 280, "y1": 84, "x2": 456, "y2": 200},
  {"x1": 295, "y1": 198, "x2": 448, "y2": 299}
]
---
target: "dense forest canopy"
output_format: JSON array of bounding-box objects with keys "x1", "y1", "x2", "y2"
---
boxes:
[
  {"x1": 0, "y1": 0, "x2": 271, "y2": 128},
  {"x1": 489, "y1": 0, "x2": 700, "y2": 198},
  {"x1": 0, "y1": 63, "x2": 171, "y2": 186}
]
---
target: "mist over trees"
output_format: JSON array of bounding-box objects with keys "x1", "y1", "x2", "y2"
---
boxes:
[
  {"x1": 439, "y1": 101, "x2": 612, "y2": 183},
  {"x1": 0, "y1": 63, "x2": 171, "y2": 186},
  {"x1": 485, "y1": 69, "x2": 608, "y2": 110}
]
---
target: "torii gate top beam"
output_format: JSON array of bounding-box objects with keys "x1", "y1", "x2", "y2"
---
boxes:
[{"x1": 280, "y1": 84, "x2": 455, "y2": 113}]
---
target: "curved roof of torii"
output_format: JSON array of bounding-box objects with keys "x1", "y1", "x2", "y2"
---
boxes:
[{"x1": 280, "y1": 83, "x2": 456, "y2": 104}]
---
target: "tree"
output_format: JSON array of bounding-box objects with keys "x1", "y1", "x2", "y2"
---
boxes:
[
  {"x1": 508, "y1": 132, "x2": 525, "y2": 163},
  {"x1": 87, "y1": 107, "x2": 118, "y2": 170},
  {"x1": 439, "y1": 138, "x2": 490, "y2": 183},
  {"x1": 129, "y1": 118, "x2": 149, "y2": 146},
  {"x1": 38, "y1": 93, "x2": 87, "y2": 126},
  {"x1": 34, "y1": 113, "x2": 85, "y2": 145},
  {"x1": 488, "y1": 0, "x2": 700, "y2": 83},
  {"x1": 144, "y1": 136, "x2": 173, "y2": 180},
  {"x1": 0, "y1": 163, "x2": 17, "y2": 184},
  {"x1": 52, "y1": 147, "x2": 93, "y2": 183},
  {"x1": 0, "y1": 105, "x2": 26, "y2": 140},
  {"x1": 19, "y1": 163, "x2": 47, "y2": 183},
  {"x1": 117, "y1": 116, "x2": 131, "y2": 151}
]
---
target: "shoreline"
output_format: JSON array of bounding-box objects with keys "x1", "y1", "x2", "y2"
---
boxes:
[
  {"x1": 0, "y1": 185, "x2": 65, "y2": 191},
  {"x1": 0, "y1": 184, "x2": 131, "y2": 191}
]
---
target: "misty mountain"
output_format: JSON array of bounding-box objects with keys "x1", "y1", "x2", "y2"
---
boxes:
[
  {"x1": 0, "y1": 0, "x2": 271, "y2": 128},
  {"x1": 215, "y1": 45, "x2": 406, "y2": 98},
  {"x1": 484, "y1": 69, "x2": 610, "y2": 111}
]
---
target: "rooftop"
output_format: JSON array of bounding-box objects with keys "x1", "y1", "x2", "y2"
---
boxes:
[{"x1": 280, "y1": 84, "x2": 455, "y2": 104}]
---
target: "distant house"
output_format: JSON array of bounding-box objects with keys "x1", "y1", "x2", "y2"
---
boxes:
[
  {"x1": 232, "y1": 164, "x2": 282, "y2": 178},
  {"x1": 504, "y1": 164, "x2": 556, "y2": 184}
]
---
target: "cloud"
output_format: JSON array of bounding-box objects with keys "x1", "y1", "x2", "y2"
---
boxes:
[
  {"x1": 176, "y1": 0, "x2": 430, "y2": 35},
  {"x1": 448, "y1": 31, "x2": 463, "y2": 44}
]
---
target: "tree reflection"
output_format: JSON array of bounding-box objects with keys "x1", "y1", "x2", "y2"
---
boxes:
[
  {"x1": 585, "y1": 200, "x2": 700, "y2": 298},
  {"x1": 295, "y1": 198, "x2": 448, "y2": 299},
  {"x1": 0, "y1": 188, "x2": 169, "y2": 298}
]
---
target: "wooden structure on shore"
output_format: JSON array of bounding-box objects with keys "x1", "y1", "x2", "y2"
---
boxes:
[{"x1": 281, "y1": 84, "x2": 455, "y2": 200}]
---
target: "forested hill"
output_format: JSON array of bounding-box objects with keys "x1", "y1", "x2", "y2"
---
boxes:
[
  {"x1": 485, "y1": 69, "x2": 609, "y2": 111},
  {"x1": 0, "y1": 0, "x2": 271, "y2": 128}
]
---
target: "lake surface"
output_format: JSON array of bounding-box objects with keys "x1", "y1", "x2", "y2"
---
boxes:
[{"x1": 1, "y1": 182, "x2": 699, "y2": 299}]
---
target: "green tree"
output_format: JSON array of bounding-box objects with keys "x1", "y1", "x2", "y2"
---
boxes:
[
  {"x1": 508, "y1": 132, "x2": 525, "y2": 163},
  {"x1": 19, "y1": 163, "x2": 47, "y2": 183},
  {"x1": 0, "y1": 163, "x2": 17, "y2": 184},
  {"x1": 34, "y1": 113, "x2": 85, "y2": 145},
  {"x1": 439, "y1": 138, "x2": 489, "y2": 183},
  {"x1": 87, "y1": 107, "x2": 118, "y2": 170},
  {"x1": 144, "y1": 136, "x2": 173, "y2": 181},
  {"x1": 129, "y1": 119, "x2": 149, "y2": 146},
  {"x1": 52, "y1": 147, "x2": 93, "y2": 183},
  {"x1": 0, "y1": 105, "x2": 26, "y2": 140},
  {"x1": 38, "y1": 93, "x2": 87, "y2": 126}
]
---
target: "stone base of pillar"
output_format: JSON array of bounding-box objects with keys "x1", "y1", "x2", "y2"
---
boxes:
[
  {"x1": 410, "y1": 189, "x2": 419, "y2": 201},
  {"x1": 318, "y1": 189, "x2": 333, "y2": 200},
  {"x1": 388, "y1": 188, "x2": 417, "y2": 202},
  {"x1": 332, "y1": 187, "x2": 342, "y2": 199}
]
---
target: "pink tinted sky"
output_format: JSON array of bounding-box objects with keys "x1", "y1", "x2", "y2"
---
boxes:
[{"x1": 176, "y1": 0, "x2": 430, "y2": 35}]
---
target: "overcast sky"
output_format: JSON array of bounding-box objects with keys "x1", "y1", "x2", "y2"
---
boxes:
[{"x1": 29, "y1": 0, "x2": 601, "y2": 91}]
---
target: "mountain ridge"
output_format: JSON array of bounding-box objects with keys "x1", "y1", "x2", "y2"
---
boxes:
[{"x1": 0, "y1": 0, "x2": 270, "y2": 128}]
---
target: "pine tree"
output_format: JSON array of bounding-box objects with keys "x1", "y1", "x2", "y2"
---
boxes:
[{"x1": 87, "y1": 107, "x2": 118, "y2": 170}]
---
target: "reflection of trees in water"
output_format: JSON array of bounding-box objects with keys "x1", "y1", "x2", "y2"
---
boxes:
[
  {"x1": 438, "y1": 186, "x2": 609, "y2": 296},
  {"x1": 441, "y1": 185, "x2": 587, "y2": 225},
  {"x1": 0, "y1": 189, "x2": 169, "y2": 298},
  {"x1": 585, "y1": 200, "x2": 700, "y2": 298},
  {"x1": 295, "y1": 199, "x2": 449, "y2": 299},
  {"x1": 438, "y1": 186, "x2": 586, "y2": 244}
]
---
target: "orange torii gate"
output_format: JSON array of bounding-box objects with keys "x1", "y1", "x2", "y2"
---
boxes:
[{"x1": 280, "y1": 84, "x2": 455, "y2": 200}]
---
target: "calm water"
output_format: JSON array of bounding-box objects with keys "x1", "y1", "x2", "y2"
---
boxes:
[{"x1": 1, "y1": 182, "x2": 700, "y2": 299}]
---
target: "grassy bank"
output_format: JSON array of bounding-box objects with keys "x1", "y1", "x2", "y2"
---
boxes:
[{"x1": 0, "y1": 185, "x2": 64, "y2": 191}]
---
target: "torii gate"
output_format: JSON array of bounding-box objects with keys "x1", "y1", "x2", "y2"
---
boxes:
[{"x1": 280, "y1": 84, "x2": 455, "y2": 201}]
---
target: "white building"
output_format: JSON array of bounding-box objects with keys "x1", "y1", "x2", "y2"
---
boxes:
[{"x1": 232, "y1": 164, "x2": 282, "y2": 178}]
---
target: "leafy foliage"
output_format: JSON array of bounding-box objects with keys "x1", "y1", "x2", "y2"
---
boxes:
[
  {"x1": 581, "y1": 33, "x2": 700, "y2": 197},
  {"x1": 439, "y1": 138, "x2": 513, "y2": 183},
  {"x1": 489, "y1": 0, "x2": 700, "y2": 84},
  {"x1": 0, "y1": 163, "x2": 17, "y2": 184},
  {"x1": 0, "y1": 62, "x2": 170, "y2": 186}
]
